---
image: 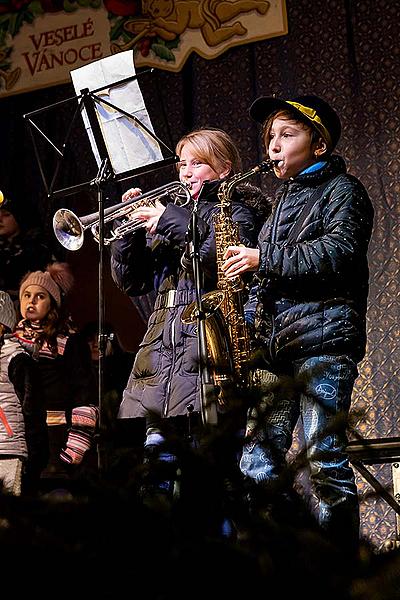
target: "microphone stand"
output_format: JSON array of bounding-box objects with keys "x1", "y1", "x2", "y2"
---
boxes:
[
  {"x1": 91, "y1": 157, "x2": 112, "y2": 475},
  {"x1": 188, "y1": 205, "x2": 218, "y2": 426}
]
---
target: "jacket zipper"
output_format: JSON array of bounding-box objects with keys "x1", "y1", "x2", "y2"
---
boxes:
[{"x1": 268, "y1": 182, "x2": 290, "y2": 362}]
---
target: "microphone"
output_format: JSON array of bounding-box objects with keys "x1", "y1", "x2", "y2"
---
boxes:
[{"x1": 181, "y1": 204, "x2": 199, "y2": 269}]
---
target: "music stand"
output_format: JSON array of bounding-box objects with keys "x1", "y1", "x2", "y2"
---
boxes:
[{"x1": 24, "y1": 64, "x2": 179, "y2": 474}]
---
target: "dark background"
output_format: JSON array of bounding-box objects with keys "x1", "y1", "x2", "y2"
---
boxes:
[{"x1": 1, "y1": 0, "x2": 399, "y2": 548}]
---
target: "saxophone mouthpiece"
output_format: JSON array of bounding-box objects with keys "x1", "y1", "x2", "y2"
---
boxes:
[{"x1": 256, "y1": 160, "x2": 278, "y2": 173}]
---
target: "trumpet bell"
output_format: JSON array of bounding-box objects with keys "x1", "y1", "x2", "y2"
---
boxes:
[
  {"x1": 53, "y1": 209, "x2": 84, "y2": 251},
  {"x1": 52, "y1": 180, "x2": 192, "y2": 250}
]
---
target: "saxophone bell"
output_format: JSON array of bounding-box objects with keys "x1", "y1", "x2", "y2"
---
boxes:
[{"x1": 181, "y1": 290, "x2": 236, "y2": 409}]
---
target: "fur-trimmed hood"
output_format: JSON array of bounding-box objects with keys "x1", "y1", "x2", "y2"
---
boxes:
[
  {"x1": 190, "y1": 178, "x2": 272, "y2": 223},
  {"x1": 234, "y1": 182, "x2": 273, "y2": 222}
]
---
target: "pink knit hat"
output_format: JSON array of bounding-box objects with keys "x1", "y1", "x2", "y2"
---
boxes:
[{"x1": 19, "y1": 262, "x2": 74, "y2": 307}]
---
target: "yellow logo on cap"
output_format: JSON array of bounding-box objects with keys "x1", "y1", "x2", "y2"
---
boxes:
[
  {"x1": 286, "y1": 101, "x2": 332, "y2": 147},
  {"x1": 0, "y1": 190, "x2": 4, "y2": 206}
]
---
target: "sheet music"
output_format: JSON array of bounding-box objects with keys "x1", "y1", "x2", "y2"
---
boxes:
[{"x1": 70, "y1": 50, "x2": 163, "y2": 175}]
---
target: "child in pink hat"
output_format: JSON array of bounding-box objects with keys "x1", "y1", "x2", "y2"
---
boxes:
[{"x1": 15, "y1": 263, "x2": 97, "y2": 493}]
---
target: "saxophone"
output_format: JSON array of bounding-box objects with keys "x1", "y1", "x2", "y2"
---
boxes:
[{"x1": 182, "y1": 160, "x2": 274, "y2": 411}]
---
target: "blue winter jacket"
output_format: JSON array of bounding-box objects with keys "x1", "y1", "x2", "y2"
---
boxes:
[{"x1": 247, "y1": 155, "x2": 374, "y2": 369}]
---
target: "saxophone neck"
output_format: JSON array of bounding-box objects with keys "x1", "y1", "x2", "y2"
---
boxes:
[{"x1": 217, "y1": 159, "x2": 276, "y2": 206}]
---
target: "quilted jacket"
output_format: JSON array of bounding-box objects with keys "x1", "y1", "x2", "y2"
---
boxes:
[
  {"x1": 0, "y1": 336, "x2": 28, "y2": 458},
  {"x1": 111, "y1": 180, "x2": 267, "y2": 419},
  {"x1": 248, "y1": 155, "x2": 374, "y2": 368}
]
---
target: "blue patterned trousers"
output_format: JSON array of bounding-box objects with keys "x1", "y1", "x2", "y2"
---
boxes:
[{"x1": 240, "y1": 355, "x2": 360, "y2": 544}]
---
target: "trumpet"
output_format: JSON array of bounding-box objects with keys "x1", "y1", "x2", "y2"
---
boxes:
[{"x1": 53, "y1": 181, "x2": 191, "y2": 251}]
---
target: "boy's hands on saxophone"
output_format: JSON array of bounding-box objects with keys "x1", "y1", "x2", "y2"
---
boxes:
[{"x1": 222, "y1": 245, "x2": 260, "y2": 278}]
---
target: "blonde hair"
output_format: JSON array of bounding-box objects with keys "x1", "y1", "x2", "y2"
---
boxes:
[{"x1": 176, "y1": 128, "x2": 242, "y2": 176}]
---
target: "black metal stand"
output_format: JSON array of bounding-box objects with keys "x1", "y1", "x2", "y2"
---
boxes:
[
  {"x1": 187, "y1": 207, "x2": 219, "y2": 426},
  {"x1": 92, "y1": 157, "x2": 112, "y2": 473},
  {"x1": 23, "y1": 67, "x2": 180, "y2": 474},
  {"x1": 24, "y1": 71, "x2": 179, "y2": 200},
  {"x1": 347, "y1": 437, "x2": 400, "y2": 535}
]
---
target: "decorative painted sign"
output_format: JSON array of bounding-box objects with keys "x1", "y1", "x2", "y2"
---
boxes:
[{"x1": 0, "y1": 0, "x2": 287, "y2": 97}]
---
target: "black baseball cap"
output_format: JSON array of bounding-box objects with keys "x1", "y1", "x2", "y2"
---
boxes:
[{"x1": 249, "y1": 94, "x2": 342, "y2": 151}]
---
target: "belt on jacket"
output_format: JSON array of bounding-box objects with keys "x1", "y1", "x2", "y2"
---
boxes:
[{"x1": 154, "y1": 289, "x2": 194, "y2": 310}]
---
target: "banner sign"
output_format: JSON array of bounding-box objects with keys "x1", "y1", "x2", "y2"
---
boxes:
[
  {"x1": 0, "y1": 0, "x2": 287, "y2": 98},
  {"x1": 0, "y1": 4, "x2": 110, "y2": 96}
]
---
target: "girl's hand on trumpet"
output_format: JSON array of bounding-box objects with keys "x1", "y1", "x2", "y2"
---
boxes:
[
  {"x1": 122, "y1": 187, "x2": 142, "y2": 202},
  {"x1": 122, "y1": 187, "x2": 164, "y2": 234},
  {"x1": 129, "y1": 200, "x2": 166, "y2": 235},
  {"x1": 222, "y1": 245, "x2": 260, "y2": 278}
]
